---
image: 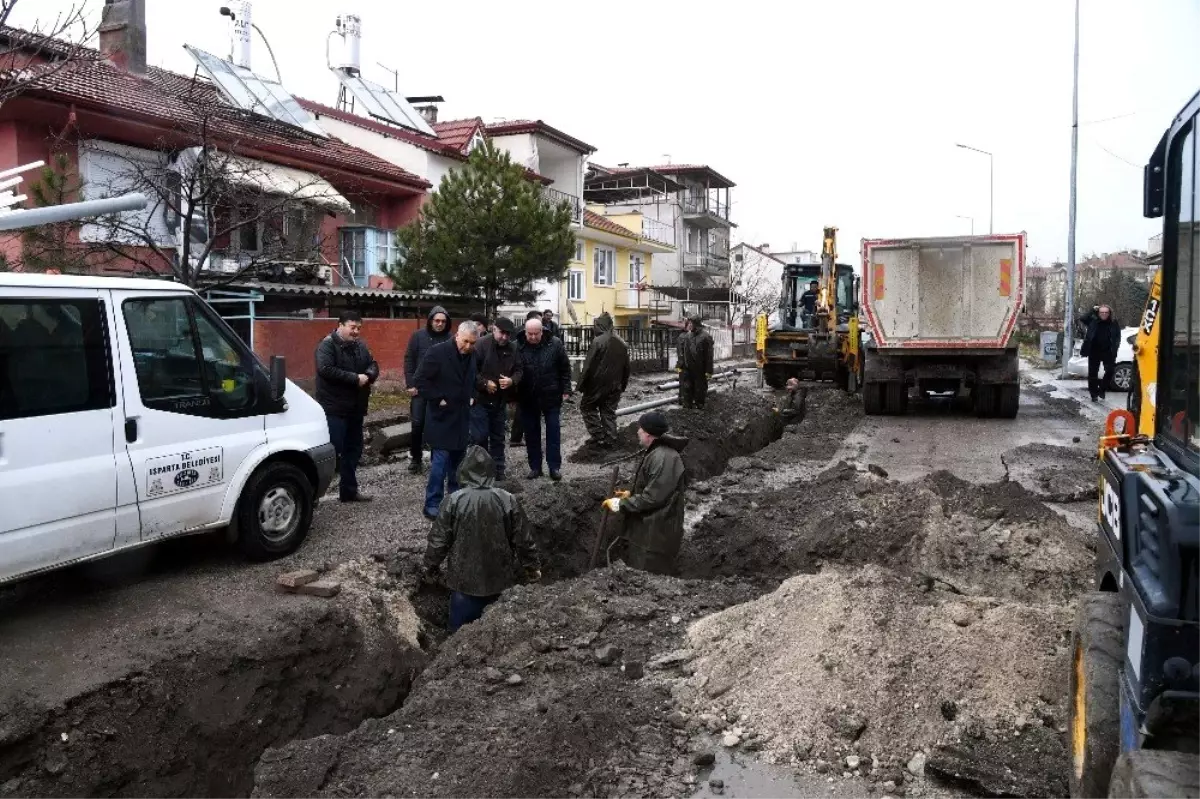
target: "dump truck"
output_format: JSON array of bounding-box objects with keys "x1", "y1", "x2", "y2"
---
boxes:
[
  {"x1": 1067, "y1": 88, "x2": 1198, "y2": 799},
  {"x1": 859, "y1": 233, "x2": 1026, "y2": 417}
]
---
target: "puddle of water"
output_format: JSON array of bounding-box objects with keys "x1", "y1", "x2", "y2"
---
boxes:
[{"x1": 688, "y1": 746, "x2": 869, "y2": 799}]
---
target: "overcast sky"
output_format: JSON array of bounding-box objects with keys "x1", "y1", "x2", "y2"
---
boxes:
[{"x1": 18, "y1": 0, "x2": 1200, "y2": 264}]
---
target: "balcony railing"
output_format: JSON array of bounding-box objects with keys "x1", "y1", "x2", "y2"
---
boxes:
[
  {"x1": 616, "y1": 282, "x2": 671, "y2": 311},
  {"x1": 682, "y1": 253, "x2": 730, "y2": 275},
  {"x1": 641, "y1": 217, "x2": 675, "y2": 247},
  {"x1": 681, "y1": 195, "x2": 730, "y2": 220},
  {"x1": 541, "y1": 186, "x2": 583, "y2": 224}
]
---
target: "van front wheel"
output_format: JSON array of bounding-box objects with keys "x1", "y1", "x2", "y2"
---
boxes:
[{"x1": 236, "y1": 461, "x2": 314, "y2": 561}]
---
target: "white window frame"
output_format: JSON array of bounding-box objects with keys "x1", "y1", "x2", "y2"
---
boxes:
[
  {"x1": 568, "y1": 269, "x2": 585, "y2": 301},
  {"x1": 593, "y1": 246, "x2": 615, "y2": 287}
]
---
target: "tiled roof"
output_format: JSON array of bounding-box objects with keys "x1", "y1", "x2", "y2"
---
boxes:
[
  {"x1": 297, "y1": 99, "x2": 465, "y2": 161},
  {"x1": 584, "y1": 209, "x2": 637, "y2": 240},
  {"x1": 601, "y1": 163, "x2": 735, "y2": 189},
  {"x1": 484, "y1": 119, "x2": 596, "y2": 155},
  {"x1": 15, "y1": 44, "x2": 429, "y2": 192},
  {"x1": 433, "y1": 117, "x2": 483, "y2": 153}
]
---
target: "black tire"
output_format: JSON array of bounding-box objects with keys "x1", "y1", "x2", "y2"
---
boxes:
[
  {"x1": 834, "y1": 363, "x2": 850, "y2": 391},
  {"x1": 1069, "y1": 592, "x2": 1124, "y2": 799},
  {"x1": 1108, "y1": 749, "x2": 1200, "y2": 798},
  {"x1": 884, "y1": 381, "x2": 908, "y2": 415},
  {"x1": 975, "y1": 385, "x2": 997, "y2": 417},
  {"x1": 763, "y1": 365, "x2": 789, "y2": 389},
  {"x1": 236, "y1": 461, "x2": 315, "y2": 561},
  {"x1": 864, "y1": 381, "x2": 885, "y2": 415},
  {"x1": 1112, "y1": 363, "x2": 1134, "y2": 392},
  {"x1": 996, "y1": 383, "x2": 1020, "y2": 419}
]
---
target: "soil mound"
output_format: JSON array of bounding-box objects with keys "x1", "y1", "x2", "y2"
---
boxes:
[
  {"x1": 252, "y1": 565, "x2": 761, "y2": 799},
  {"x1": 1003, "y1": 442, "x2": 1097, "y2": 502},
  {"x1": 679, "y1": 564, "x2": 1072, "y2": 797}
]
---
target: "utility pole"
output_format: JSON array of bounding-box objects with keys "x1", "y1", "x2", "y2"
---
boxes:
[
  {"x1": 1061, "y1": 0, "x2": 1080, "y2": 378},
  {"x1": 955, "y1": 143, "x2": 994, "y2": 234}
]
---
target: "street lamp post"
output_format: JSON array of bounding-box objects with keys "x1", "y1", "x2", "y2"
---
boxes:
[
  {"x1": 956, "y1": 143, "x2": 994, "y2": 234},
  {"x1": 1061, "y1": 0, "x2": 1081, "y2": 378},
  {"x1": 955, "y1": 215, "x2": 975, "y2": 235}
]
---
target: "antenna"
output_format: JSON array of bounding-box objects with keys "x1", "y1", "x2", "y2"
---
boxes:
[{"x1": 377, "y1": 62, "x2": 398, "y2": 93}]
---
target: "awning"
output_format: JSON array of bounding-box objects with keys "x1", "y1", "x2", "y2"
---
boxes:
[{"x1": 178, "y1": 147, "x2": 353, "y2": 213}]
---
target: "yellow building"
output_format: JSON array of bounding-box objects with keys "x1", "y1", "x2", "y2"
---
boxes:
[{"x1": 559, "y1": 206, "x2": 675, "y2": 328}]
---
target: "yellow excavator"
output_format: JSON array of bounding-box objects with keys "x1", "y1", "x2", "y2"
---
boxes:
[
  {"x1": 755, "y1": 227, "x2": 861, "y2": 391},
  {"x1": 1066, "y1": 89, "x2": 1198, "y2": 799}
]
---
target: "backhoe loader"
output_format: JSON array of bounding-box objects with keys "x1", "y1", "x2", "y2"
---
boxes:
[{"x1": 755, "y1": 227, "x2": 861, "y2": 391}]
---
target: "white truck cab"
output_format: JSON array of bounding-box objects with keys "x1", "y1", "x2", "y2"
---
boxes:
[{"x1": 0, "y1": 273, "x2": 336, "y2": 584}]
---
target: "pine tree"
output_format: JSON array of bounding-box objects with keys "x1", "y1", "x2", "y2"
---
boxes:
[
  {"x1": 19, "y1": 153, "x2": 93, "y2": 274},
  {"x1": 387, "y1": 141, "x2": 576, "y2": 314}
]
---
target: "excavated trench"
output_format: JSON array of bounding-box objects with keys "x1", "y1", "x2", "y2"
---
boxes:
[{"x1": 0, "y1": 391, "x2": 792, "y2": 799}]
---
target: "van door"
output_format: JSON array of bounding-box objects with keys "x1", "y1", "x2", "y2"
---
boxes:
[
  {"x1": 0, "y1": 291, "x2": 120, "y2": 581},
  {"x1": 111, "y1": 291, "x2": 266, "y2": 538}
]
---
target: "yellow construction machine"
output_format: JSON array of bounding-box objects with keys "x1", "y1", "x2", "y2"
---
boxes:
[{"x1": 755, "y1": 227, "x2": 861, "y2": 391}]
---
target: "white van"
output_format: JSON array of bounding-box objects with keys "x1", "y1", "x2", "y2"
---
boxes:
[{"x1": 0, "y1": 273, "x2": 336, "y2": 585}]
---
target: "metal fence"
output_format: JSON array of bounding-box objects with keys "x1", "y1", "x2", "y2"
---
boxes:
[{"x1": 560, "y1": 325, "x2": 681, "y2": 373}]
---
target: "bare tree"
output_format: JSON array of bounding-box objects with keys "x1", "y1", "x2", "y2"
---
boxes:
[
  {"x1": 77, "y1": 84, "x2": 340, "y2": 288},
  {"x1": 0, "y1": 1, "x2": 96, "y2": 108},
  {"x1": 729, "y1": 246, "x2": 782, "y2": 320}
]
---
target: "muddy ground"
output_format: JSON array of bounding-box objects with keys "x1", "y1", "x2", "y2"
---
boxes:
[{"x1": 1, "y1": 371, "x2": 1104, "y2": 799}]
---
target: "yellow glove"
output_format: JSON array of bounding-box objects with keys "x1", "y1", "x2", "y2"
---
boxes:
[
  {"x1": 614, "y1": 490, "x2": 631, "y2": 499},
  {"x1": 602, "y1": 497, "x2": 621, "y2": 512},
  {"x1": 675, "y1": 368, "x2": 682, "y2": 373},
  {"x1": 705, "y1": 374, "x2": 713, "y2": 379}
]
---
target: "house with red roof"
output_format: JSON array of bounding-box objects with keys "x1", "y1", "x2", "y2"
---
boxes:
[{"x1": 0, "y1": 0, "x2": 431, "y2": 315}]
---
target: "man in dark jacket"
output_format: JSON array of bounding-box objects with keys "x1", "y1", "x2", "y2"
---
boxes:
[
  {"x1": 422, "y1": 445, "x2": 540, "y2": 631},
  {"x1": 404, "y1": 306, "x2": 452, "y2": 473},
  {"x1": 578, "y1": 312, "x2": 631, "y2": 448},
  {"x1": 472, "y1": 317, "x2": 523, "y2": 479},
  {"x1": 677, "y1": 314, "x2": 715, "y2": 409},
  {"x1": 509, "y1": 311, "x2": 545, "y2": 446},
  {"x1": 315, "y1": 311, "x2": 379, "y2": 503},
  {"x1": 415, "y1": 321, "x2": 479, "y2": 519},
  {"x1": 1079, "y1": 304, "x2": 1121, "y2": 402},
  {"x1": 517, "y1": 317, "x2": 573, "y2": 481},
  {"x1": 799, "y1": 280, "x2": 819, "y2": 326},
  {"x1": 602, "y1": 412, "x2": 687, "y2": 574},
  {"x1": 542, "y1": 309, "x2": 562, "y2": 340}
]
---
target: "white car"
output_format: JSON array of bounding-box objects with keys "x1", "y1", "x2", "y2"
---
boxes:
[{"x1": 1066, "y1": 326, "x2": 1138, "y2": 391}]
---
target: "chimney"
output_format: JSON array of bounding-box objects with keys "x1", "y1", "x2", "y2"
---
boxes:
[
  {"x1": 761, "y1": 243, "x2": 770, "y2": 250},
  {"x1": 417, "y1": 104, "x2": 438, "y2": 125},
  {"x1": 99, "y1": 0, "x2": 147, "y2": 74}
]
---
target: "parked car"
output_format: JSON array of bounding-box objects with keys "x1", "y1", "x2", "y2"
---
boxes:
[
  {"x1": 1065, "y1": 326, "x2": 1138, "y2": 390},
  {"x1": 0, "y1": 273, "x2": 335, "y2": 585}
]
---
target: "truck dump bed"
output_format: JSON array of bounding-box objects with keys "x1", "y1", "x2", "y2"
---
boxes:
[{"x1": 861, "y1": 234, "x2": 1026, "y2": 350}]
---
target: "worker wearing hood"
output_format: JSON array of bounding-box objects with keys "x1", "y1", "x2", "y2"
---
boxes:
[
  {"x1": 404, "y1": 306, "x2": 452, "y2": 473},
  {"x1": 577, "y1": 312, "x2": 631, "y2": 448},
  {"x1": 422, "y1": 446, "x2": 540, "y2": 631},
  {"x1": 676, "y1": 314, "x2": 714, "y2": 409}
]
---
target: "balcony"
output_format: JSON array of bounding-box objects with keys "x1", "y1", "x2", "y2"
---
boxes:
[
  {"x1": 541, "y1": 186, "x2": 583, "y2": 224},
  {"x1": 641, "y1": 217, "x2": 675, "y2": 247},
  {"x1": 681, "y1": 195, "x2": 731, "y2": 228},
  {"x1": 682, "y1": 252, "x2": 730, "y2": 276},
  {"x1": 616, "y1": 282, "x2": 671, "y2": 311}
]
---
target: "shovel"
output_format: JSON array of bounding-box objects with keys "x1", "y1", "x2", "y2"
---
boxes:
[{"x1": 589, "y1": 465, "x2": 620, "y2": 569}]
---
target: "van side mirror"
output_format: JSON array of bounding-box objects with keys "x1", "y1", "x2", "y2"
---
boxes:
[{"x1": 270, "y1": 355, "x2": 287, "y2": 401}]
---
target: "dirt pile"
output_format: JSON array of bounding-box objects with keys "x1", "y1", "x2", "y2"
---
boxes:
[
  {"x1": 1003, "y1": 442, "x2": 1097, "y2": 502},
  {"x1": 682, "y1": 462, "x2": 1094, "y2": 604},
  {"x1": 677, "y1": 564, "x2": 1072, "y2": 797},
  {"x1": 252, "y1": 564, "x2": 762, "y2": 798},
  {"x1": 0, "y1": 560, "x2": 427, "y2": 798}
]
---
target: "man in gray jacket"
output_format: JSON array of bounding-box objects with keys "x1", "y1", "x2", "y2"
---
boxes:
[{"x1": 422, "y1": 446, "x2": 541, "y2": 631}]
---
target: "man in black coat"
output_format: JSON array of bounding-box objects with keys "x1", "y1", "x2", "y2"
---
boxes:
[
  {"x1": 415, "y1": 321, "x2": 479, "y2": 519},
  {"x1": 578, "y1": 312, "x2": 631, "y2": 448},
  {"x1": 542, "y1": 309, "x2": 562, "y2": 340},
  {"x1": 403, "y1": 306, "x2": 451, "y2": 473},
  {"x1": 509, "y1": 310, "x2": 545, "y2": 446},
  {"x1": 315, "y1": 311, "x2": 379, "y2": 502},
  {"x1": 677, "y1": 314, "x2": 715, "y2": 409},
  {"x1": 472, "y1": 317, "x2": 523, "y2": 479},
  {"x1": 517, "y1": 317, "x2": 573, "y2": 481},
  {"x1": 1079, "y1": 304, "x2": 1121, "y2": 402}
]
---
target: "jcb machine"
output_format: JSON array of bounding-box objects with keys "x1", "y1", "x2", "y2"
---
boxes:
[
  {"x1": 755, "y1": 227, "x2": 861, "y2": 391},
  {"x1": 1067, "y1": 89, "x2": 1198, "y2": 799}
]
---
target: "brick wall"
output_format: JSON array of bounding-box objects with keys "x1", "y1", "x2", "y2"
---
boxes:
[{"x1": 253, "y1": 318, "x2": 423, "y2": 385}]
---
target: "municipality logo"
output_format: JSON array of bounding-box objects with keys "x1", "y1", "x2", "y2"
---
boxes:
[{"x1": 174, "y1": 469, "x2": 200, "y2": 488}]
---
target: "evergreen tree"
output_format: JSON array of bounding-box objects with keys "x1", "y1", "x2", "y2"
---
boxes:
[
  {"x1": 19, "y1": 153, "x2": 93, "y2": 274},
  {"x1": 387, "y1": 141, "x2": 576, "y2": 313}
]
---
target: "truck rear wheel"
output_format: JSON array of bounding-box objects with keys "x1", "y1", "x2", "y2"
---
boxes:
[
  {"x1": 884, "y1": 381, "x2": 908, "y2": 415},
  {"x1": 974, "y1": 385, "x2": 996, "y2": 417},
  {"x1": 236, "y1": 461, "x2": 315, "y2": 561},
  {"x1": 996, "y1": 383, "x2": 1020, "y2": 418},
  {"x1": 1107, "y1": 750, "x2": 1200, "y2": 798},
  {"x1": 1069, "y1": 593, "x2": 1124, "y2": 799},
  {"x1": 864, "y1": 382, "x2": 885, "y2": 415}
]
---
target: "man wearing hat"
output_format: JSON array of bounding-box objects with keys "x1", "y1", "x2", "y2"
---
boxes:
[
  {"x1": 471, "y1": 317, "x2": 523, "y2": 480},
  {"x1": 602, "y1": 411, "x2": 688, "y2": 574}
]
